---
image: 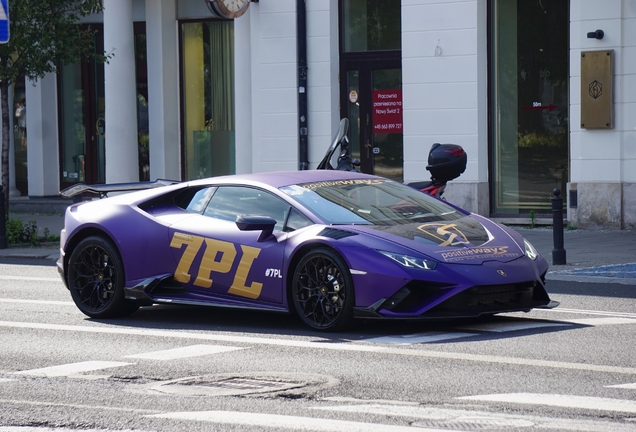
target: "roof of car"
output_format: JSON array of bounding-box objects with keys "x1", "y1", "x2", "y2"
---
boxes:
[{"x1": 187, "y1": 170, "x2": 383, "y2": 189}]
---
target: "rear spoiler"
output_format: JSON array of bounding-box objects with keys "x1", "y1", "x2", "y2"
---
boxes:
[{"x1": 60, "y1": 179, "x2": 181, "y2": 199}]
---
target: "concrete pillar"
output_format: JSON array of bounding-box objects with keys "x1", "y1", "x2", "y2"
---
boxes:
[
  {"x1": 146, "y1": 0, "x2": 180, "y2": 181},
  {"x1": 25, "y1": 75, "x2": 60, "y2": 196},
  {"x1": 234, "y1": 6, "x2": 252, "y2": 174},
  {"x1": 103, "y1": 0, "x2": 139, "y2": 183}
]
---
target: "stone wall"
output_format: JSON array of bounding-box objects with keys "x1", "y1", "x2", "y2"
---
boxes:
[{"x1": 568, "y1": 182, "x2": 636, "y2": 229}]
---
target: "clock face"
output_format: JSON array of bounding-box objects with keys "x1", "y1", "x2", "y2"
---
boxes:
[{"x1": 208, "y1": 0, "x2": 250, "y2": 19}]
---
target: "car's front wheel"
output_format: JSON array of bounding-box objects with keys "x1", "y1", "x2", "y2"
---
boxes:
[
  {"x1": 67, "y1": 236, "x2": 139, "y2": 318},
  {"x1": 291, "y1": 248, "x2": 354, "y2": 331}
]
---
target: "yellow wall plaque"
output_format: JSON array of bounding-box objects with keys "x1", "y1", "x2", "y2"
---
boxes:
[{"x1": 580, "y1": 50, "x2": 613, "y2": 129}]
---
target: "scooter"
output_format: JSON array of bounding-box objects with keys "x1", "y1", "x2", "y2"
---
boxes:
[{"x1": 317, "y1": 118, "x2": 467, "y2": 199}]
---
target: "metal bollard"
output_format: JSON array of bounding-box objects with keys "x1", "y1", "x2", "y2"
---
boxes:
[
  {"x1": 0, "y1": 186, "x2": 6, "y2": 249},
  {"x1": 552, "y1": 188, "x2": 566, "y2": 265}
]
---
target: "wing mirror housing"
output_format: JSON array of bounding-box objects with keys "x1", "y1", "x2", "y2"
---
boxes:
[{"x1": 235, "y1": 215, "x2": 276, "y2": 241}]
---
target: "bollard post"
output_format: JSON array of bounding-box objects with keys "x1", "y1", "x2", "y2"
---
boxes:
[
  {"x1": 552, "y1": 188, "x2": 566, "y2": 265},
  {"x1": 0, "y1": 186, "x2": 7, "y2": 249}
]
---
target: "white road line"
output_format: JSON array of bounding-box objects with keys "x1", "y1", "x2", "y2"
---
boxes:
[
  {"x1": 0, "y1": 429, "x2": 138, "y2": 432},
  {"x1": 607, "y1": 382, "x2": 636, "y2": 389},
  {"x1": 456, "y1": 321, "x2": 569, "y2": 333},
  {"x1": 0, "y1": 276, "x2": 62, "y2": 282},
  {"x1": 0, "y1": 299, "x2": 74, "y2": 306},
  {"x1": 124, "y1": 344, "x2": 243, "y2": 360},
  {"x1": 0, "y1": 378, "x2": 14, "y2": 383},
  {"x1": 314, "y1": 403, "x2": 636, "y2": 432},
  {"x1": 148, "y1": 410, "x2": 453, "y2": 431},
  {"x1": 555, "y1": 317, "x2": 636, "y2": 326},
  {"x1": 543, "y1": 307, "x2": 636, "y2": 319},
  {"x1": 2, "y1": 320, "x2": 636, "y2": 375},
  {"x1": 363, "y1": 332, "x2": 476, "y2": 344},
  {"x1": 0, "y1": 398, "x2": 160, "y2": 414},
  {"x1": 12, "y1": 361, "x2": 133, "y2": 377},
  {"x1": 458, "y1": 393, "x2": 636, "y2": 414}
]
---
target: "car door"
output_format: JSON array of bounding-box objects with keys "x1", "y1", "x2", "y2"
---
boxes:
[{"x1": 168, "y1": 185, "x2": 290, "y2": 305}]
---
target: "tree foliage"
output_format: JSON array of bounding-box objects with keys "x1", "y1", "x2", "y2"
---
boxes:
[{"x1": 0, "y1": 0, "x2": 106, "y2": 217}]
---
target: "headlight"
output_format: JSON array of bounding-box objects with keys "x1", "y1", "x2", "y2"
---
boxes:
[
  {"x1": 378, "y1": 251, "x2": 438, "y2": 270},
  {"x1": 524, "y1": 238, "x2": 539, "y2": 261}
]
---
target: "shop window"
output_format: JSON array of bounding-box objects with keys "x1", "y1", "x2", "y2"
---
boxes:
[
  {"x1": 490, "y1": 0, "x2": 569, "y2": 214},
  {"x1": 181, "y1": 21, "x2": 235, "y2": 180},
  {"x1": 342, "y1": 0, "x2": 401, "y2": 52}
]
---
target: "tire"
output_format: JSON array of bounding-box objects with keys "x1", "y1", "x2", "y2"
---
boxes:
[
  {"x1": 67, "y1": 236, "x2": 139, "y2": 318},
  {"x1": 291, "y1": 248, "x2": 354, "y2": 331}
]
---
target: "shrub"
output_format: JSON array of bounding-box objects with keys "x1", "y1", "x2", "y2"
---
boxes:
[{"x1": 6, "y1": 219, "x2": 41, "y2": 246}]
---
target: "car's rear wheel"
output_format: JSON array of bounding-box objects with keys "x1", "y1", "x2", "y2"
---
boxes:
[
  {"x1": 67, "y1": 236, "x2": 139, "y2": 318},
  {"x1": 291, "y1": 248, "x2": 354, "y2": 331}
]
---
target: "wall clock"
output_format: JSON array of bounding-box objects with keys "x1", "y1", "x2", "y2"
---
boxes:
[{"x1": 206, "y1": 0, "x2": 251, "y2": 19}]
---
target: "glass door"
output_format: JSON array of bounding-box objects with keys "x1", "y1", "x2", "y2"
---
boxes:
[
  {"x1": 490, "y1": 0, "x2": 569, "y2": 214},
  {"x1": 342, "y1": 60, "x2": 402, "y2": 182},
  {"x1": 340, "y1": 0, "x2": 402, "y2": 181}
]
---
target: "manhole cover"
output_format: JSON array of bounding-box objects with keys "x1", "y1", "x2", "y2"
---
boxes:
[{"x1": 146, "y1": 372, "x2": 339, "y2": 397}]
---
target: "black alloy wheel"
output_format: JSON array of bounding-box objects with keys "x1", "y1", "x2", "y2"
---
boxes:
[
  {"x1": 67, "y1": 236, "x2": 139, "y2": 318},
  {"x1": 292, "y1": 248, "x2": 354, "y2": 331}
]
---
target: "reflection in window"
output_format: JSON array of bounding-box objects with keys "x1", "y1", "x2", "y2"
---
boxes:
[
  {"x1": 490, "y1": 0, "x2": 569, "y2": 214},
  {"x1": 182, "y1": 21, "x2": 235, "y2": 180},
  {"x1": 204, "y1": 186, "x2": 290, "y2": 231},
  {"x1": 342, "y1": 0, "x2": 401, "y2": 52},
  {"x1": 59, "y1": 63, "x2": 87, "y2": 184}
]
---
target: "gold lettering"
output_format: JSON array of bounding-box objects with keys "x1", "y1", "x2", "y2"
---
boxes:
[
  {"x1": 170, "y1": 233, "x2": 204, "y2": 283},
  {"x1": 228, "y1": 245, "x2": 263, "y2": 299},
  {"x1": 194, "y1": 239, "x2": 237, "y2": 288}
]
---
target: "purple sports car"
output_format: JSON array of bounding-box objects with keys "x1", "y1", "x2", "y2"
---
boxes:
[{"x1": 58, "y1": 170, "x2": 558, "y2": 331}]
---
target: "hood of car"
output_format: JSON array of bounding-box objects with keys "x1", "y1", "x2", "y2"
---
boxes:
[{"x1": 346, "y1": 215, "x2": 525, "y2": 265}]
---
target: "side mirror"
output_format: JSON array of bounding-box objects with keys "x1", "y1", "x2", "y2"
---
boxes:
[{"x1": 235, "y1": 215, "x2": 277, "y2": 241}]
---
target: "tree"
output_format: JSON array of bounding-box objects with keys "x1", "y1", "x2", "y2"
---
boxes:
[{"x1": 0, "y1": 0, "x2": 107, "y2": 217}]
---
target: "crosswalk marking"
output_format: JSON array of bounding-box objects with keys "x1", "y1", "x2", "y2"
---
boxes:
[
  {"x1": 124, "y1": 344, "x2": 242, "y2": 360},
  {"x1": 555, "y1": 317, "x2": 636, "y2": 326},
  {"x1": 360, "y1": 316, "x2": 636, "y2": 346},
  {"x1": 458, "y1": 393, "x2": 636, "y2": 414},
  {"x1": 607, "y1": 382, "x2": 636, "y2": 389},
  {"x1": 12, "y1": 361, "x2": 133, "y2": 377},
  {"x1": 363, "y1": 332, "x2": 476, "y2": 344},
  {"x1": 148, "y1": 410, "x2": 452, "y2": 431},
  {"x1": 456, "y1": 320, "x2": 569, "y2": 333},
  {"x1": 2, "y1": 320, "x2": 636, "y2": 374},
  {"x1": 0, "y1": 276, "x2": 63, "y2": 282},
  {"x1": 0, "y1": 299, "x2": 74, "y2": 306},
  {"x1": 314, "y1": 403, "x2": 636, "y2": 432}
]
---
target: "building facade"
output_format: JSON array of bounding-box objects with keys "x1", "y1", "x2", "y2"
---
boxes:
[{"x1": 4, "y1": 0, "x2": 636, "y2": 229}]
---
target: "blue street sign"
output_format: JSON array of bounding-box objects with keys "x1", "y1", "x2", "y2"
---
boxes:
[{"x1": 0, "y1": 0, "x2": 8, "y2": 44}]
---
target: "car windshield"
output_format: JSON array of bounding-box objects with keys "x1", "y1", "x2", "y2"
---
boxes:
[{"x1": 280, "y1": 178, "x2": 464, "y2": 225}]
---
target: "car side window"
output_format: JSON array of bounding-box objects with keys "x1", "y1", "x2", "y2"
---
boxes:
[
  {"x1": 184, "y1": 187, "x2": 216, "y2": 214},
  {"x1": 204, "y1": 186, "x2": 291, "y2": 231},
  {"x1": 285, "y1": 208, "x2": 313, "y2": 232}
]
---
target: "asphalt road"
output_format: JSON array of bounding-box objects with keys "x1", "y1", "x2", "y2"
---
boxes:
[{"x1": 1, "y1": 260, "x2": 636, "y2": 431}]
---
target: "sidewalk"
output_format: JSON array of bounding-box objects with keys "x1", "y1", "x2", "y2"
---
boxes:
[
  {"x1": 1, "y1": 212, "x2": 635, "y2": 284},
  {"x1": 515, "y1": 227, "x2": 636, "y2": 285}
]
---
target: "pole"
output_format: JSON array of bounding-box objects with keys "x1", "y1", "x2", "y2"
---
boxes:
[
  {"x1": 552, "y1": 188, "x2": 566, "y2": 265},
  {"x1": 297, "y1": 0, "x2": 309, "y2": 170},
  {"x1": 0, "y1": 185, "x2": 7, "y2": 249}
]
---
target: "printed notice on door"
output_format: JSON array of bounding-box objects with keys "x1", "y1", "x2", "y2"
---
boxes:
[{"x1": 373, "y1": 90, "x2": 403, "y2": 134}]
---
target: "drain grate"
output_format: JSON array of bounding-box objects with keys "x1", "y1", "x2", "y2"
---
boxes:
[
  {"x1": 146, "y1": 372, "x2": 339, "y2": 397},
  {"x1": 183, "y1": 377, "x2": 292, "y2": 391}
]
